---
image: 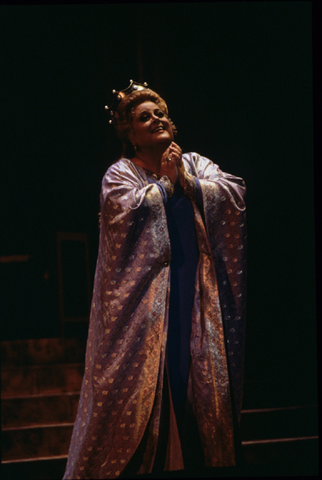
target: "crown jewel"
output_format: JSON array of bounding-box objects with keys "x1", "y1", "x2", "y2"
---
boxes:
[{"x1": 105, "y1": 79, "x2": 148, "y2": 124}]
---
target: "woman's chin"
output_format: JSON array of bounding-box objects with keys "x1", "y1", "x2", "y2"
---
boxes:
[{"x1": 155, "y1": 136, "x2": 173, "y2": 148}]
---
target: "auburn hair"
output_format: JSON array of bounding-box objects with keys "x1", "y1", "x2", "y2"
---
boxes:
[{"x1": 113, "y1": 89, "x2": 177, "y2": 159}]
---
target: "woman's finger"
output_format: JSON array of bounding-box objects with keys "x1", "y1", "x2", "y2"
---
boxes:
[
  {"x1": 169, "y1": 147, "x2": 181, "y2": 157},
  {"x1": 169, "y1": 143, "x2": 182, "y2": 161}
]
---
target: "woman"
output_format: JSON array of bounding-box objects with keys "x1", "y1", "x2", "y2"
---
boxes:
[{"x1": 63, "y1": 81, "x2": 247, "y2": 479}]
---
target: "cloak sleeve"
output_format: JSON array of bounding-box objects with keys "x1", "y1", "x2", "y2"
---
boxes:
[
  {"x1": 182, "y1": 153, "x2": 247, "y2": 422},
  {"x1": 63, "y1": 158, "x2": 173, "y2": 479}
]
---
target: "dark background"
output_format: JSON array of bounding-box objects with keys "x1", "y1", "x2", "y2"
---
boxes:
[{"x1": 1, "y1": 3, "x2": 316, "y2": 409}]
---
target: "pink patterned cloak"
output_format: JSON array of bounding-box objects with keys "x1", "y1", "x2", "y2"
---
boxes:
[{"x1": 63, "y1": 152, "x2": 247, "y2": 479}]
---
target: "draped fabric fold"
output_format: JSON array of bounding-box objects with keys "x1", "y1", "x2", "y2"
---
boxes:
[{"x1": 63, "y1": 153, "x2": 246, "y2": 479}]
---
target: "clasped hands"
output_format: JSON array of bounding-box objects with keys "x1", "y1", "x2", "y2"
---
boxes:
[{"x1": 160, "y1": 142, "x2": 186, "y2": 187}]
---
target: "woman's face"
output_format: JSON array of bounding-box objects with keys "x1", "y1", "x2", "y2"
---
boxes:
[{"x1": 129, "y1": 101, "x2": 174, "y2": 150}]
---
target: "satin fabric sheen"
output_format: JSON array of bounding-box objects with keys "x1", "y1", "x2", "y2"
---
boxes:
[{"x1": 63, "y1": 153, "x2": 247, "y2": 479}]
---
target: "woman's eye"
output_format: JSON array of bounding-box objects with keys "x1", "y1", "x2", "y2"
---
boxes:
[{"x1": 138, "y1": 111, "x2": 164, "y2": 121}]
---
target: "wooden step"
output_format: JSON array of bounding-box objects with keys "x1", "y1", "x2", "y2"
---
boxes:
[
  {"x1": 2, "y1": 393, "x2": 80, "y2": 429},
  {"x1": 2, "y1": 424, "x2": 74, "y2": 462},
  {"x1": 240, "y1": 405, "x2": 318, "y2": 441},
  {"x1": 242, "y1": 375, "x2": 318, "y2": 410},
  {"x1": 2, "y1": 395, "x2": 318, "y2": 439},
  {"x1": 0, "y1": 438, "x2": 318, "y2": 480},
  {"x1": 1, "y1": 363, "x2": 84, "y2": 397},
  {"x1": 0, "y1": 337, "x2": 86, "y2": 367},
  {"x1": 1, "y1": 439, "x2": 318, "y2": 477},
  {"x1": 2, "y1": 405, "x2": 318, "y2": 464},
  {"x1": 0, "y1": 457, "x2": 68, "y2": 480},
  {"x1": 0, "y1": 338, "x2": 318, "y2": 477},
  {"x1": 242, "y1": 436, "x2": 318, "y2": 474}
]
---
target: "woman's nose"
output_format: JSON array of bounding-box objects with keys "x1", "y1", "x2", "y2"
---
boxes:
[{"x1": 151, "y1": 113, "x2": 162, "y2": 122}]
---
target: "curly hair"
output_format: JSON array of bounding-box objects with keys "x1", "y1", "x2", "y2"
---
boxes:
[{"x1": 113, "y1": 89, "x2": 177, "y2": 159}]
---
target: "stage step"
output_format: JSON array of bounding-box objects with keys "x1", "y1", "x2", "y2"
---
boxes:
[
  {"x1": 1, "y1": 338, "x2": 319, "y2": 478},
  {"x1": 2, "y1": 424, "x2": 74, "y2": 462},
  {"x1": 0, "y1": 337, "x2": 86, "y2": 367},
  {"x1": 1, "y1": 338, "x2": 85, "y2": 474},
  {"x1": 1, "y1": 437, "x2": 319, "y2": 479},
  {"x1": 2, "y1": 393, "x2": 80, "y2": 429},
  {"x1": 242, "y1": 436, "x2": 318, "y2": 473},
  {"x1": 2, "y1": 402, "x2": 318, "y2": 463},
  {"x1": 240, "y1": 404, "x2": 318, "y2": 440},
  {"x1": 0, "y1": 457, "x2": 68, "y2": 480},
  {"x1": 5, "y1": 395, "x2": 315, "y2": 437},
  {"x1": 1, "y1": 363, "x2": 84, "y2": 397}
]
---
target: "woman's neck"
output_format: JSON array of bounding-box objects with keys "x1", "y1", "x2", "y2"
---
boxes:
[{"x1": 131, "y1": 144, "x2": 168, "y2": 174}]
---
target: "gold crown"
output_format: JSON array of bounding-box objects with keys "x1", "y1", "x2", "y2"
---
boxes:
[{"x1": 105, "y1": 79, "x2": 148, "y2": 124}]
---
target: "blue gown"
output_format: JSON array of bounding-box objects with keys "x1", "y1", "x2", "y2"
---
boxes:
[
  {"x1": 163, "y1": 180, "x2": 200, "y2": 426},
  {"x1": 120, "y1": 176, "x2": 204, "y2": 477},
  {"x1": 149, "y1": 177, "x2": 206, "y2": 471}
]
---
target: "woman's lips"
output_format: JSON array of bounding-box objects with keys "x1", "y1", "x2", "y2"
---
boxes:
[{"x1": 152, "y1": 126, "x2": 165, "y2": 133}]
